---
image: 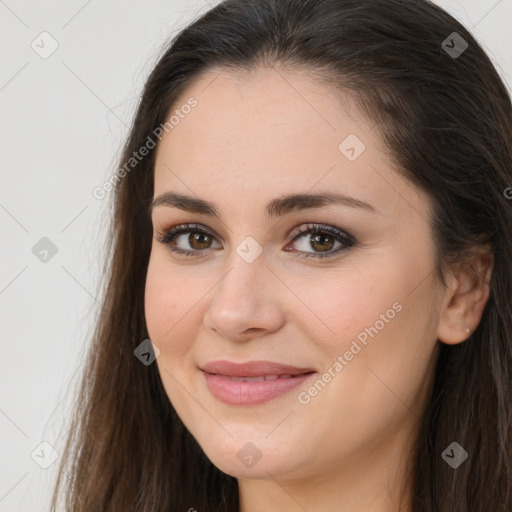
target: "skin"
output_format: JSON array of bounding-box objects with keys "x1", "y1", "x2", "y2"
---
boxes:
[{"x1": 144, "y1": 66, "x2": 493, "y2": 512}]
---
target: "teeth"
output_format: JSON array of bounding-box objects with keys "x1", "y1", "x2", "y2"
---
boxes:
[
  {"x1": 217, "y1": 374, "x2": 297, "y2": 381},
  {"x1": 229, "y1": 376, "x2": 265, "y2": 382}
]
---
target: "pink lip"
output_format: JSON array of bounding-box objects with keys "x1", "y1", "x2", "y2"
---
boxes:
[
  {"x1": 200, "y1": 360, "x2": 317, "y2": 405},
  {"x1": 200, "y1": 359, "x2": 316, "y2": 377}
]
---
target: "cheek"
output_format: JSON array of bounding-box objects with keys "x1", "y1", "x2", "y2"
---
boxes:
[
  {"x1": 286, "y1": 263, "x2": 400, "y2": 354},
  {"x1": 291, "y1": 257, "x2": 437, "y2": 397},
  {"x1": 144, "y1": 258, "x2": 201, "y2": 412},
  {"x1": 144, "y1": 256, "x2": 194, "y2": 358},
  {"x1": 290, "y1": 271, "x2": 437, "y2": 451}
]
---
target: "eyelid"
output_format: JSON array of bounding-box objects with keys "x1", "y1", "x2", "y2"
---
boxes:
[{"x1": 155, "y1": 221, "x2": 356, "y2": 259}]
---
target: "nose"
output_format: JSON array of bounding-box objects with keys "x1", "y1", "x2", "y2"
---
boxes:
[{"x1": 203, "y1": 254, "x2": 285, "y2": 343}]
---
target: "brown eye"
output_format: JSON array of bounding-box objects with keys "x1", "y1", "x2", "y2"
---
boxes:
[
  {"x1": 155, "y1": 223, "x2": 220, "y2": 257},
  {"x1": 309, "y1": 233, "x2": 335, "y2": 253},
  {"x1": 156, "y1": 222, "x2": 356, "y2": 260},
  {"x1": 188, "y1": 232, "x2": 213, "y2": 250}
]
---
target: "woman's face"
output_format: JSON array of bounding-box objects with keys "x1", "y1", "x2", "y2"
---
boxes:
[{"x1": 145, "y1": 67, "x2": 444, "y2": 483}]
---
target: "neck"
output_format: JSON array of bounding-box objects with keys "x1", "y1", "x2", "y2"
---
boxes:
[{"x1": 237, "y1": 415, "x2": 418, "y2": 512}]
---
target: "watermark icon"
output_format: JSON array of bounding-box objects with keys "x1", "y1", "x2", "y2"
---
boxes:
[
  {"x1": 31, "y1": 441, "x2": 59, "y2": 469},
  {"x1": 441, "y1": 441, "x2": 468, "y2": 469},
  {"x1": 32, "y1": 237, "x2": 58, "y2": 263},
  {"x1": 298, "y1": 301, "x2": 403, "y2": 405},
  {"x1": 441, "y1": 32, "x2": 468, "y2": 59},
  {"x1": 237, "y1": 441, "x2": 263, "y2": 468},
  {"x1": 31, "y1": 31, "x2": 59, "y2": 59},
  {"x1": 338, "y1": 133, "x2": 366, "y2": 161},
  {"x1": 134, "y1": 338, "x2": 161, "y2": 365},
  {"x1": 236, "y1": 236, "x2": 263, "y2": 263},
  {"x1": 92, "y1": 97, "x2": 198, "y2": 200}
]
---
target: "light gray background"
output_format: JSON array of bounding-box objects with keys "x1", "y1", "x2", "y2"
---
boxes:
[{"x1": 1, "y1": 1, "x2": 511, "y2": 510}]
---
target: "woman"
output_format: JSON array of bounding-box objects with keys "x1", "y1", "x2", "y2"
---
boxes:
[{"x1": 50, "y1": 0, "x2": 512, "y2": 510}]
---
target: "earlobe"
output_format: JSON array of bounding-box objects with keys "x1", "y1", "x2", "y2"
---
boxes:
[{"x1": 436, "y1": 247, "x2": 493, "y2": 345}]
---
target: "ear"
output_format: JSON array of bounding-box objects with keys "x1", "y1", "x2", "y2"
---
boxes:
[{"x1": 436, "y1": 243, "x2": 494, "y2": 345}]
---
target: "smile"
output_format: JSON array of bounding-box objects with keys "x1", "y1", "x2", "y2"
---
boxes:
[{"x1": 201, "y1": 370, "x2": 316, "y2": 405}]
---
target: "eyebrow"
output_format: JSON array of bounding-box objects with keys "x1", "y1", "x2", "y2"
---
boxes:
[{"x1": 149, "y1": 191, "x2": 379, "y2": 219}]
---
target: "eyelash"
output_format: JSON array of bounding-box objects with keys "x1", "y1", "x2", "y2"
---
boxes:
[{"x1": 155, "y1": 222, "x2": 356, "y2": 260}]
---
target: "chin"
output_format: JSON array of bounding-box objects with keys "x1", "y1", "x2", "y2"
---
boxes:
[
  {"x1": 196, "y1": 435, "x2": 300, "y2": 480},
  {"x1": 207, "y1": 452, "x2": 287, "y2": 480}
]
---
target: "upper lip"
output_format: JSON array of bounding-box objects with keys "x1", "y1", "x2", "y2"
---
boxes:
[{"x1": 200, "y1": 360, "x2": 316, "y2": 377}]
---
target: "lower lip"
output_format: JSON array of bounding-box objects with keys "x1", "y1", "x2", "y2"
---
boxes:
[{"x1": 201, "y1": 370, "x2": 316, "y2": 405}]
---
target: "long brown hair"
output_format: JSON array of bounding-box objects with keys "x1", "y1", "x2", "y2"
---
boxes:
[{"x1": 50, "y1": 0, "x2": 512, "y2": 510}]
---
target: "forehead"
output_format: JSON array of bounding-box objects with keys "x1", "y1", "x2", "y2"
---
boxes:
[
  {"x1": 156, "y1": 66, "x2": 374, "y2": 168},
  {"x1": 152, "y1": 66, "x2": 428, "y2": 222}
]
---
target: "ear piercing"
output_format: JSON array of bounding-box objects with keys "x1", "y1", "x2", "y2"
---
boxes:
[{"x1": 465, "y1": 326, "x2": 471, "y2": 334}]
